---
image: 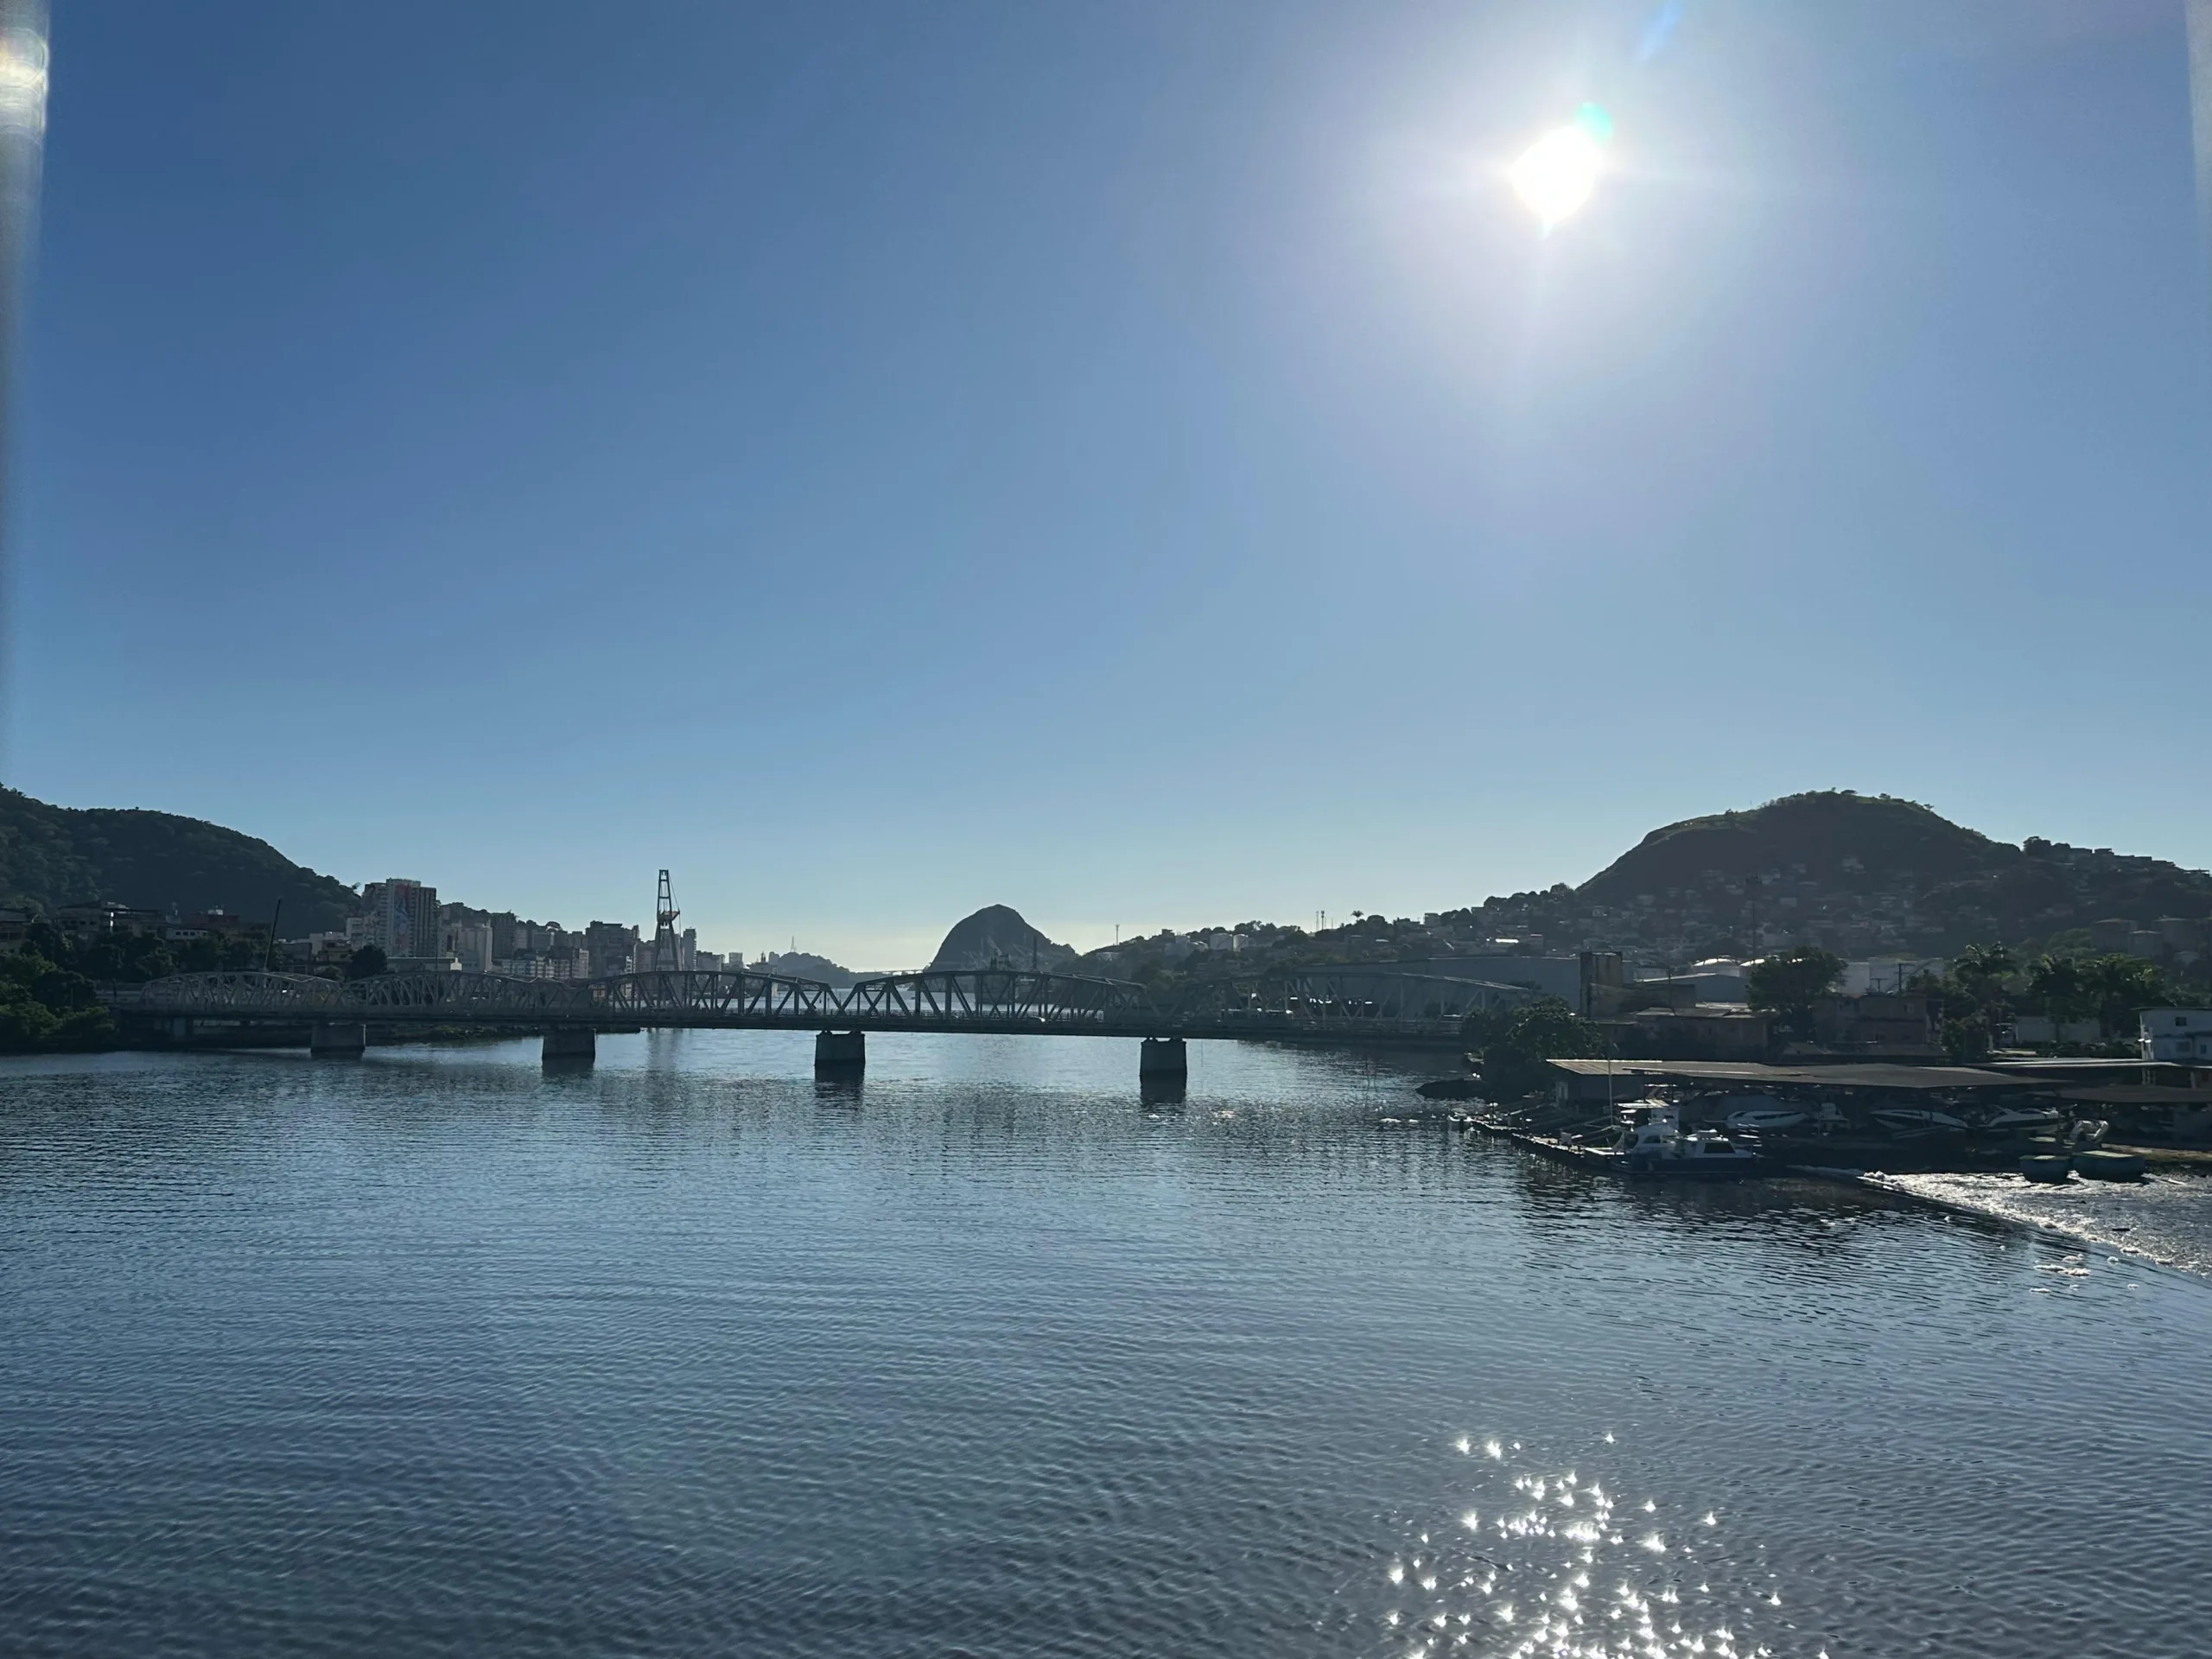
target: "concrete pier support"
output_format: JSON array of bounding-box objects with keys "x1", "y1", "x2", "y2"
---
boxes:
[
  {"x1": 1139, "y1": 1037, "x2": 1187, "y2": 1079},
  {"x1": 815, "y1": 1029, "x2": 866, "y2": 1072},
  {"x1": 1139, "y1": 1072, "x2": 1186, "y2": 1108},
  {"x1": 309, "y1": 1020, "x2": 366, "y2": 1058},
  {"x1": 543, "y1": 1027, "x2": 597, "y2": 1065}
]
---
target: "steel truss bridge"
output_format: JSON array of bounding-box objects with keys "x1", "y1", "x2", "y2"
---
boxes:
[{"x1": 108, "y1": 964, "x2": 1541, "y2": 1047}]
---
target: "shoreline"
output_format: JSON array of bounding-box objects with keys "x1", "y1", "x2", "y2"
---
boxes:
[{"x1": 1451, "y1": 1111, "x2": 2212, "y2": 1281}]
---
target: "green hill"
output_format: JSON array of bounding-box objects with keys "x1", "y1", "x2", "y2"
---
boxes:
[
  {"x1": 1543, "y1": 790, "x2": 2212, "y2": 959},
  {"x1": 1579, "y1": 791, "x2": 2016, "y2": 902},
  {"x1": 0, "y1": 789, "x2": 358, "y2": 934}
]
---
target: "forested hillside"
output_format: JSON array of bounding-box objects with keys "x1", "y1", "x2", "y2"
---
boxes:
[{"x1": 0, "y1": 790, "x2": 358, "y2": 934}]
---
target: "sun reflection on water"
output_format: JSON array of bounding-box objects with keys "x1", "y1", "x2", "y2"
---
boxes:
[{"x1": 1365, "y1": 1433, "x2": 1816, "y2": 1657}]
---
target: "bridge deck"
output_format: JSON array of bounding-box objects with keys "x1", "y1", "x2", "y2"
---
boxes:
[{"x1": 107, "y1": 966, "x2": 1529, "y2": 1047}]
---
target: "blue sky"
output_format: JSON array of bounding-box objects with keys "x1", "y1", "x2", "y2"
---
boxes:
[{"x1": 9, "y1": 0, "x2": 2209, "y2": 965}]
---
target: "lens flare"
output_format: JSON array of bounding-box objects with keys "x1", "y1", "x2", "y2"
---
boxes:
[{"x1": 1510, "y1": 124, "x2": 1603, "y2": 229}]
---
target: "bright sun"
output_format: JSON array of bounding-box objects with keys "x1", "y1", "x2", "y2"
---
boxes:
[{"x1": 1510, "y1": 124, "x2": 1603, "y2": 230}]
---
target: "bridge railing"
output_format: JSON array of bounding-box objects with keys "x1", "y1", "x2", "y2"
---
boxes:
[
  {"x1": 108, "y1": 967, "x2": 1162, "y2": 1030},
  {"x1": 836, "y1": 969, "x2": 1154, "y2": 1028},
  {"x1": 592, "y1": 970, "x2": 848, "y2": 1022},
  {"x1": 111, "y1": 963, "x2": 1499, "y2": 1043}
]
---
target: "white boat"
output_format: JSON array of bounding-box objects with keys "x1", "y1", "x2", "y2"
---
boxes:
[
  {"x1": 1726, "y1": 1101, "x2": 1845, "y2": 1136},
  {"x1": 1612, "y1": 1103, "x2": 1762, "y2": 1180},
  {"x1": 1726, "y1": 1105, "x2": 1808, "y2": 1135},
  {"x1": 1981, "y1": 1106, "x2": 2063, "y2": 1135},
  {"x1": 1869, "y1": 1107, "x2": 1968, "y2": 1136}
]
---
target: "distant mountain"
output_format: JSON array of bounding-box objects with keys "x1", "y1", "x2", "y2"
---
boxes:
[
  {"x1": 0, "y1": 789, "x2": 359, "y2": 934},
  {"x1": 928, "y1": 905, "x2": 1077, "y2": 973}
]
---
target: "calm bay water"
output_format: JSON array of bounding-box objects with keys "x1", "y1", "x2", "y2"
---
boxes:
[{"x1": 3, "y1": 1033, "x2": 2209, "y2": 1658}]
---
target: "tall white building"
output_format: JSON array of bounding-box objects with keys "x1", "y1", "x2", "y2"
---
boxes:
[{"x1": 360, "y1": 879, "x2": 438, "y2": 958}]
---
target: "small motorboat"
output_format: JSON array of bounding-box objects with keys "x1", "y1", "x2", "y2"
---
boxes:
[
  {"x1": 2072, "y1": 1148, "x2": 2147, "y2": 1183},
  {"x1": 1870, "y1": 1108, "x2": 1969, "y2": 1137},
  {"x1": 1728, "y1": 1101, "x2": 1844, "y2": 1137},
  {"x1": 1726, "y1": 1106, "x2": 1808, "y2": 1135},
  {"x1": 1983, "y1": 1106, "x2": 2065, "y2": 1135},
  {"x1": 2019, "y1": 1154, "x2": 2073, "y2": 1185}
]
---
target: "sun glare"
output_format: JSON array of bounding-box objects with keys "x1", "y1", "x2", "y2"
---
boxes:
[{"x1": 1510, "y1": 124, "x2": 1603, "y2": 230}]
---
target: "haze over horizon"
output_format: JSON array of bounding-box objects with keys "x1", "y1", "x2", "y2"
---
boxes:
[{"x1": 8, "y1": 1, "x2": 2210, "y2": 963}]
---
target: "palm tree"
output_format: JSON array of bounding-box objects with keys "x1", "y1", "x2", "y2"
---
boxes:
[
  {"x1": 2026, "y1": 954, "x2": 2085, "y2": 1025},
  {"x1": 2082, "y1": 954, "x2": 2166, "y2": 1042},
  {"x1": 1955, "y1": 943, "x2": 2016, "y2": 985}
]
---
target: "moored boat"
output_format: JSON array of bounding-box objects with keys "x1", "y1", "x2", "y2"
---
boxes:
[
  {"x1": 1983, "y1": 1106, "x2": 2064, "y2": 1135},
  {"x1": 1870, "y1": 1107, "x2": 1969, "y2": 1138},
  {"x1": 1611, "y1": 1102, "x2": 1762, "y2": 1180},
  {"x1": 2018, "y1": 1154, "x2": 2073, "y2": 1184}
]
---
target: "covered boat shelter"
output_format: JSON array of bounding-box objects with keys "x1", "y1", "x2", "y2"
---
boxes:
[{"x1": 1546, "y1": 1058, "x2": 2043, "y2": 1109}]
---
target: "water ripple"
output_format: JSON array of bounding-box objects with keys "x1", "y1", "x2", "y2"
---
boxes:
[{"x1": 1, "y1": 1036, "x2": 2209, "y2": 1656}]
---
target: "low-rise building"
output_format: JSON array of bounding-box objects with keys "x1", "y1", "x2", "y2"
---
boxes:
[
  {"x1": 1810, "y1": 993, "x2": 1942, "y2": 1056},
  {"x1": 53, "y1": 902, "x2": 164, "y2": 945},
  {"x1": 1389, "y1": 954, "x2": 1586, "y2": 1004},
  {"x1": 2090, "y1": 918, "x2": 2135, "y2": 953},
  {"x1": 2158, "y1": 917, "x2": 2208, "y2": 953},
  {"x1": 162, "y1": 911, "x2": 270, "y2": 946},
  {"x1": 1840, "y1": 957, "x2": 1944, "y2": 995},
  {"x1": 1602, "y1": 1008, "x2": 1771, "y2": 1062},
  {"x1": 2141, "y1": 1010, "x2": 2212, "y2": 1064}
]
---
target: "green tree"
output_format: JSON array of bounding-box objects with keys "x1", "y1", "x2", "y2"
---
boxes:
[
  {"x1": 2025, "y1": 955, "x2": 2089, "y2": 1026},
  {"x1": 79, "y1": 931, "x2": 177, "y2": 983},
  {"x1": 2082, "y1": 954, "x2": 2167, "y2": 1042},
  {"x1": 1463, "y1": 995, "x2": 1609, "y2": 1102},
  {"x1": 345, "y1": 944, "x2": 388, "y2": 980},
  {"x1": 0, "y1": 996, "x2": 58, "y2": 1047},
  {"x1": 0, "y1": 944, "x2": 115, "y2": 1052},
  {"x1": 1931, "y1": 943, "x2": 2020, "y2": 1060},
  {"x1": 1954, "y1": 943, "x2": 2017, "y2": 988},
  {"x1": 1745, "y1": 947, "x2": 1845, "y2": 1039}
]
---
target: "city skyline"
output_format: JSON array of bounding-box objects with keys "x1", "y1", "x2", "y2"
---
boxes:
[{"x1": 7, "y1": 2, "x2": 2209, "y2": 966}]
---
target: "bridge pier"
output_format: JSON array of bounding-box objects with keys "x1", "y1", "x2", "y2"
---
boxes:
[
  {"x1": 1139, "y1": 1037, "x2": 1187, "y2": 1079},
  {"x1": 309, "y1": 1021, "x2": 366, "y2": 1058},
  {"x1": 815, "y1": 1029, "x2": 865, "y2": 1072},
  {"x1": 543, "y1": 1027, "x2": 596, "y2": 1065}
]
